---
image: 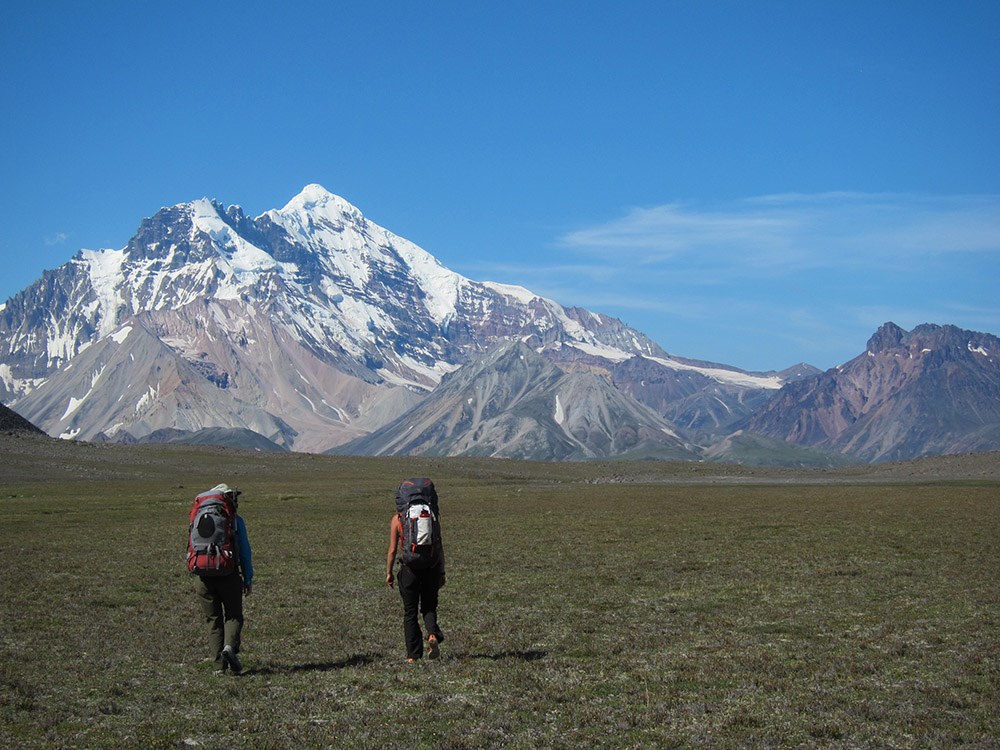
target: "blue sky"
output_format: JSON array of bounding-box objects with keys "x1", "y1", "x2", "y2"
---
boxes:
[{"x1": 2, "y1": 1, "x2": 997, "y2": 372}]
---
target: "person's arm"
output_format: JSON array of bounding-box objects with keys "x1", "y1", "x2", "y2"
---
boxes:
[
  {"x1": 437, "y1": 524, "x2": 446, "y2": 587},
  {"x1": 236, "y1": 515, "x2": 253, "y2": 594},
  {"x1": 385, "y1": 514, "x2": 400, "y2": 588}
]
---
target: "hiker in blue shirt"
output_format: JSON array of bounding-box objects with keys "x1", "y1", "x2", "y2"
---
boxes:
[{"x1": 190, "y1": 484, "x2": 253, "y2": 675}]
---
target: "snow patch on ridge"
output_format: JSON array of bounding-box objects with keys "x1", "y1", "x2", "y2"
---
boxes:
[
  {"x1": 660, "y1": 425, "x2": 682, "y2": 440},
  {"x1": 79, "y1": 248, "x2": 126, "y2": 337},
  {"x1": 109, "y1": 326, "x2": 133, "y2": 344},
  {"x1": 646, "y1": 355, "x2": 783, "y2": 389},
  {"x1": 61, "y1": 395, "x2": 85, "y2": 421},
  {"x1": 378, "y1": 356, "x2": 460, "y2": 389},
  {"x1": 389, "y1": 234, "x2": 465, "y2": 325},
  {"x1": 60, "y1": 365, "x2": 108, "y2": 420},
  {"x1": 135, "y1": 385, "x2": 158, "y2": 414},
  {"x1": 188, "y1": 199, "x2": 292, "y2": 299},
  {"x1": 567, "y1": 341, "x2": 633, "y2": 362},
  {"x1": 481, "y1": 281, "x2": 539, "y2": 306}
]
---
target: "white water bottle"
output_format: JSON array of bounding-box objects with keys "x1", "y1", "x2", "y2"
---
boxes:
[{"x1": 413, "y1": 505, "x2": 433, "y2": 545}]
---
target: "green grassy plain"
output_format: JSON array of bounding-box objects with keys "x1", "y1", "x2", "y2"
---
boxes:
[{"x1": 1, "y1": 437, "x2": 998, "y2": 748}]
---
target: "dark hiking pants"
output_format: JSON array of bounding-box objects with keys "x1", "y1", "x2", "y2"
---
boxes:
[
  {"x1": 195, "y1": 573, "x2": 244, "y2": 669},
  {"x1": 398, "y1": 563, "x2": 444, "y2": 660}
]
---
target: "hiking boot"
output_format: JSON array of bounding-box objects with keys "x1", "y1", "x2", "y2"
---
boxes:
[
  {"x1": 427, "y1": 634, "x2": 440, "y2": 660},
  {"x1": 222, "y1": 645, "x2": 243, "y2": 675}
]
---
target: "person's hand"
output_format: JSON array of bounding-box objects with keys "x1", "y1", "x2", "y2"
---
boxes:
[
  {"x1": 244, "y1": 584, "x2": 253, "y2": 596},
  {"x1": 386, "y1": 572, "x2": 394, "y2": 588}
]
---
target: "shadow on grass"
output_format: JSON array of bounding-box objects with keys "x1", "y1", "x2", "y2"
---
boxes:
[
  {"x1": 245, "y1": 652, "x2": 382, "y2": 676},
  {"x1": 465, "y1": 650, "x2": 548, "y2": 662}
]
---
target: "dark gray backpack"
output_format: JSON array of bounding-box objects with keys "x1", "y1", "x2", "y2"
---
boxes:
[{"x1": 396, "y1": 478, "x2": 441, "y2": 570}]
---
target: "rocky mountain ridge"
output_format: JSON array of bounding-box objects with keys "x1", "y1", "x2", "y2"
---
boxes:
[
  {"x1": 2, "y1": 186, "x2": 997, "y2": 462},
  {"x1": 1, "y1": 185, "x2": 785, "y2": 455},
  {"x1": 0, "y1": 402, "x2": 44, "y2": 435},
  {"x1": 747, "y1": 322, "x2": 1000, "y2": 461},
  {"x1": 337, "y1": 341, "x2": 699, "y2": 460}
]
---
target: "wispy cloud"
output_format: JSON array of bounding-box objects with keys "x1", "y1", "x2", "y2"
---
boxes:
[
  {"x1": 536, "y1": 192, "x2": 1000, "y2": 369},
  {"x1": 559, "y1": 192, "x2": 1000, "y2": 274},
  {"x1": 44, "y1": 231, "x2": 69, "y2": 246},
  {"x1": 561, "y1": 203, "x2": 793, "y2": 257}
]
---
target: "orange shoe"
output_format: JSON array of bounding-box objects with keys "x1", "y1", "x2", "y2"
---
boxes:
[{"x1": 427, "y1": 634, "x2": 440, "y2": 660}]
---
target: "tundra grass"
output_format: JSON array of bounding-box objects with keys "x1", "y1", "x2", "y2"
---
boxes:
[{"x1": 1, "y1": 451, "x2": 998, "y2": 748}]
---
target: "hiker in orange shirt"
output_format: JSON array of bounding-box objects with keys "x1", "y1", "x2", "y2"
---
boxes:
[{"x1": 386, "y1": 477, "x2": 446, "y2": 662}]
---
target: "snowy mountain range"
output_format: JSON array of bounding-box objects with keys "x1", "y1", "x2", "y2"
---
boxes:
[
  {"x1": 1, "y1": 185, "x2": 997, "y2": 462},
  {"x1": 0, "y1": 185, "x2": 789, "y2": 455}
]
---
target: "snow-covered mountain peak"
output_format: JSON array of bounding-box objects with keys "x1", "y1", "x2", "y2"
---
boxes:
[
  {"x1": 263, "y1": 186, "x2": 367, "y2": 254},
  {"x1": 0, "y1": 184, "x2": 820, "y2": 458},
  {"x1": 189, "y1": 197, "x2": 222, "y2": 218},
  {"x1": 278, "y1": 183, "x2": 362, "y2": 220},
  {"x1": 186, "y1": 200, "x2": 279, "y2": 277},
  {"x1": 188, "y1": 198, "x2": 238, "y2": 243},
  {"x1": 259, "y1": 185, "x2": 466, "y2": 327}
]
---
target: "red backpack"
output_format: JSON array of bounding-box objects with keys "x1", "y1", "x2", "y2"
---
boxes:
[{"x1": 186, "y1": 486, "x2": 239, "y2": 576}]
